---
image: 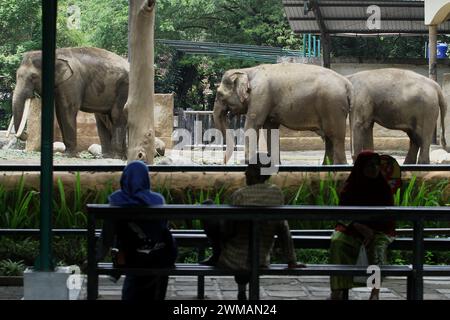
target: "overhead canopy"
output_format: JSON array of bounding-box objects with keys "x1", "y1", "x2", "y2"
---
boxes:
[{"x1": 283, "y1": 0, "x2": 450, "y2": 36}]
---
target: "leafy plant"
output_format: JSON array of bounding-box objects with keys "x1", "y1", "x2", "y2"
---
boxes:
[
  {"x1": 0, "y1": 259, "x2": 26, "y2": 276},
  {"x1": 0, "y1": 175, "x2": 38, "y2": 229},
  {"x1": 53, "y1": 175, "x2": 87, "y2": 228},
  {"x1": 93, "y1": 179, "x2": 114, "y2": 204},
  {"x1": 397, "y1": 176, "x2": 448, "y2": 207},
  {"x1": 154, "y1": 181, "x2": 174, "y2": 204}
]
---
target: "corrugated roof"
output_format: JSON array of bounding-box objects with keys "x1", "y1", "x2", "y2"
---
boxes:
[{"x1": 283, "y1": 0, "x2": 450, "y2": 36}]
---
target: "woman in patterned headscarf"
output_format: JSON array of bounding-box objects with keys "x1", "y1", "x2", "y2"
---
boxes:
[{"x1": 329, "y1": 151, "x2": 397, "y2": 300}]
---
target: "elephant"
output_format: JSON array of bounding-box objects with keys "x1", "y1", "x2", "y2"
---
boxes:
[
  {"x1": 348, "y1": 68, "x2": 447, "y2": 164},
  {"x1": 213, "y1": 63, "x2": 353, "y2": 164},
  {"x1": 12, "y1": 47, "x2": 129, "y2": 158}
]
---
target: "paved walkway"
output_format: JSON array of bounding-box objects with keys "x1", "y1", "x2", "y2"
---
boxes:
[{"x1": 2, "y1": 275, "x2": 450, "y2": 300}]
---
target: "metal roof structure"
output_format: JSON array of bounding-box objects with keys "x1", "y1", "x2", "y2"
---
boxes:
[
  {"x1": 283, "y1": 0, "x2": 450, "y2": 36},
  {"x1": 157, "y1": 39, "x2": 318, "y2": 63}
]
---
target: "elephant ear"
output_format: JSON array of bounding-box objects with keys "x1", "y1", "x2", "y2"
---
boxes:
[
  {"x1": 55, "y1": 58, "x2": 74, "y2": 85},
  {"x1": 230, "y1": 72, "x2": 250, "y2": 104}
]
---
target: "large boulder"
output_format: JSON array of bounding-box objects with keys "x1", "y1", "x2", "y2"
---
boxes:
[
  {"x1": 53, "y1": 142, "x2": 66, "y2": 153},
  {"x1": 88, "y1": 144, "x2": 102, "y2": 157}
]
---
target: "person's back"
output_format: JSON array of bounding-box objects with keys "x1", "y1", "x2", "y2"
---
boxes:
[
  {"x1": 101, "y1": 161, "x2": 177, "y2": 301},
  {"x1": 218, "y1": 183, "x2": 294, "y2": 269},
  {"x1": 214, "y1": 154, "x2": 302, "y2": 300}
]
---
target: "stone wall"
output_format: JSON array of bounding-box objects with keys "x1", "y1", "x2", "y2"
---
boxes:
[
  {"x1": 25, "y1": 94, "x2": 174, "y2": 152},
  {"x1": 1, "y1": 171, "x2": 449, "y2": 204}
]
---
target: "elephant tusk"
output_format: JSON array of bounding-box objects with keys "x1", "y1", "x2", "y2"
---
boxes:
[
  {"x1": 6, "y1": 116, "x2": 14, "y2": 138},
  {"x1": 15, "y1": 98, "x2": 31, "y2": 139}
]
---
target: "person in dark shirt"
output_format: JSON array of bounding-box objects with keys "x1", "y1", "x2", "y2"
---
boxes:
[
  {"x1": 329, "y1": 151, "x2": 396, "y2": 300},
  {"x1": 98, "y1": 161, "x2": 177, "y2": 301}
]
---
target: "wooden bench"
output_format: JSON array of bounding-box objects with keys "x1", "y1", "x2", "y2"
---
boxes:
[{"x1": 86, "y1": 204, "x2": 450, "y2": 300}]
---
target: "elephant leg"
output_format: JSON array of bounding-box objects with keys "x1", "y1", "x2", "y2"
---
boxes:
[
  {"x1": 418, "y1": 131, "x2": 433, "y2": 164},
  {"x1": 110, "y1": 103, "x2": 128, "y2": 159},
  {"x1": 110, "y1": 123, "x2": 127, "y2": 159},
  {"x1": 352, "y1": 121, "x2": 374, "y2": 159},
  {"x1": 263, "y1": 121, "x2": 280, "y2": 165},
  {"x1": 94, "y1": 113, "x2": 112, "y2": 157},
  {"x1": 323, "y1": 136, "x2": 334, "y2": 165},
  {"x1": 243, "y1": 107, "x2": 270, "y2": 164},
  {"x1": 55, "y1": 101, "x2": 78, "y2": 156},
  {"x1": 322, "y1": 115, "x2": 347, "y2": 165},
  {"x1": 404, "y1": 132, "x2": 420, "y2": 164},
  {"x1": 109, "y1": 88, "x2": 128, "y2": 160},
  {"x1": 365, "y1": 122, "x2": 375, "y2": 151}
]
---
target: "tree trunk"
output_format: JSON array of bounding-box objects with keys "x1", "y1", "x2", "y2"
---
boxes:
[{"x1": 125, "y1": 0, "x2": 156, "y2": 163}]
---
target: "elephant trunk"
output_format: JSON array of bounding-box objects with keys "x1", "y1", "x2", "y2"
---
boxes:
[
  {"x1": 213, "y1": 97, "x2": 228, "y2": 139},
  {"x1": 213, "y1": 98, "x2": 233, "y2": 163},
  {"x1": 12, "y1": 86, "x2": 33, "y2": 140}
]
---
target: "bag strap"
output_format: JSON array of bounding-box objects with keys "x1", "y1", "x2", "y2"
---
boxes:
[{"x1": 128, "y1": 222, "x2": 148, "y2": 240}]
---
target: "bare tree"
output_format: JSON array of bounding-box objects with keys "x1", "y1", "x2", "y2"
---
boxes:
[{"x1": 125, "y1": 0, "x2": 156, "y2": 163}]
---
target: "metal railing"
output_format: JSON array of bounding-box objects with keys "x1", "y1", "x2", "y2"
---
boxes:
[
  {"x1": 86, "y1": 204, "x2": 450, "y2": 300},
  {"x1": 2, "y1": 164, "x2": 450, "y2": 172}
]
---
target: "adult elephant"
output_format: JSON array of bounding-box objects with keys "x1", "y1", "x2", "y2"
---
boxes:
[
  {"x1": 348, "y1": 68, "x2": 447, "y2": 164},
  {"x1": 12, "y1": 47, "x2": 129, "y2": 158},
  {"x1": 213, "y1": 63, "x2": 352, "y2": 164}
]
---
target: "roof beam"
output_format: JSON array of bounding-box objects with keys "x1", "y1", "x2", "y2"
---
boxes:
[
  {"x1": 289, "y1": 17, "x2": 426, "y2": 22},
  {"x1": 309, "y1": 0, "x2": 331, "y2": 68},
  {"x1": 294, "y1": 30, "x2": 434, "y2": 35},
  {"x1": 283, "y1": 2, "x2": 424, "y2": 8}
]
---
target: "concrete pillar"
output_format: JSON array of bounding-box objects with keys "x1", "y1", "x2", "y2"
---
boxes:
[{"x1": 429, "y1": 25, "x2": 438, "y2": 82}]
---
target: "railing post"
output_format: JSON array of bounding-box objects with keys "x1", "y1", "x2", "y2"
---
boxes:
[
  {"x1": 249, "y1": 220, "x2": 260, "y2": 300},
  {"x1": 197, "y1": 246, "x2": 205, "y2": 300},
  {"x1": 412, "y1": 218, "x2": 424, "y2": 300},
  {"x1": 87, "y1": 211, "x2": 98, "y2": 300}
]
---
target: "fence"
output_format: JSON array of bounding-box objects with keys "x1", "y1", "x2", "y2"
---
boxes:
[{"x1": 174, "y1": 110, "x2": 246, "y2": 151}]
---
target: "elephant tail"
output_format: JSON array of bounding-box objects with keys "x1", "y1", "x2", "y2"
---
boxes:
[
  {"x1": 438, "y1": 87, "x2": 447, "y2": 149},
  {"x1": 345, "y1": 81, "x2": 354, "y2": 159}
]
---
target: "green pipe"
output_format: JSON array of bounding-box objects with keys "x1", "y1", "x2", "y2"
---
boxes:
[
  {"x1": 313, "y1": 36, "x2": 317, "y2": 57},
  {"x1": 36, "y1": 0, "x2": 57, "y2": 271},
  {"x1": 302, "y1": 34, "x2": 306, "y2": 57},
  {"x1": 318, "y1": 39, "x2": 321, "y2": 57},
  {"x1": 308, "y1": 34, "x2": 312, "y2": 57}
]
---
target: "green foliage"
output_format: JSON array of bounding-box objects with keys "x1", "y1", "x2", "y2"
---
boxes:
[
  {"x1": 0, "y1": 259, "x2": 25, "y2": 276},
  {"x1": 0, "y1": 237, "x2": 39, "y2": 266},
  {"x1": 395, "y1": 176, "x2": 448, "y2": 207},
  {"x1": 154, "y1": 181, "x2": 174, "y2": 204},
  {"x1": 0, "y1": 175, "x2": 39, "y2": 229},
  {"x1": 53, "y1": 174, "x2": 88, "y2": 229},
  {"x1": 92, "y1": 180, "x2": 114, "y2": 204},
  {"x1": 0, "y1": 236, "x2": 87, "y2": 267}
]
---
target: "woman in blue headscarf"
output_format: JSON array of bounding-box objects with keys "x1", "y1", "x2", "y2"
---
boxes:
[{"x1": 99, "y1": 161, "x2": 177, "y2": 301}]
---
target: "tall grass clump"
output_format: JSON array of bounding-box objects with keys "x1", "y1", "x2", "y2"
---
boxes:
[
  {"x1": 53, "y1": 172, "x2": 88, "y2": 228},
  {"x1": 396, "y1": 176, "x2": 448, "y2": 207},
  {"x1": 0, "y1": 175, "x2": 38, "y2": 229}
]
